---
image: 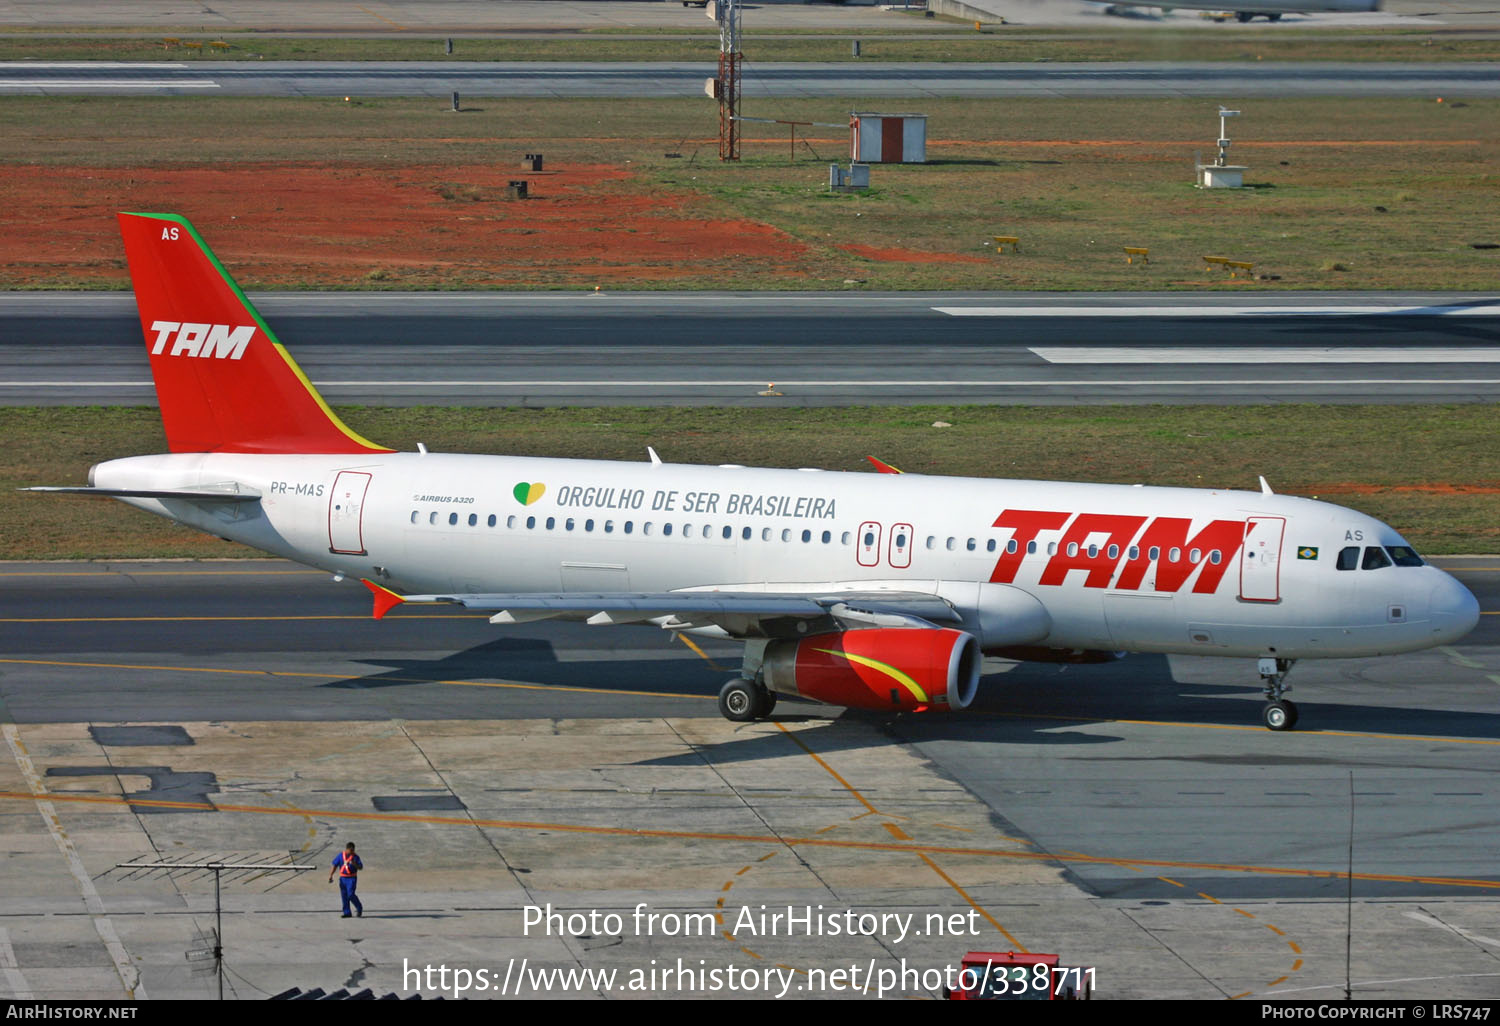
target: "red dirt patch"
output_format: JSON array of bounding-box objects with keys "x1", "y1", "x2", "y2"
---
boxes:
[
  {"x1": 836, "y1": 242, "x2": 989, "y2": 266},
  {"x1": 0, "y1": 163, "x2": 813, "y2": 288}
]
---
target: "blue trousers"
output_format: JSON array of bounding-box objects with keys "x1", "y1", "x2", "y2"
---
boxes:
[{"x1": 339, "y1": 876, "x2": 362, "y2": 915}]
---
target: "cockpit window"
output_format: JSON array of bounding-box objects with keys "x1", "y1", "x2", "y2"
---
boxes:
[
  {"x1": 1362, "y1": 546, "x2": 1392, "y2": 570},
  {"x1": 1386, "y1": 545, "x2": 1424, "y2": 567},
  {"x1": 1336, "y1": 546, "x2": 1359, "y2": 571}
]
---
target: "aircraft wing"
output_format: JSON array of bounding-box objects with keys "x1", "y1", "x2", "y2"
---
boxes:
[{"x1": 362, "y1": 579, "x2": 961, "y2": 634}]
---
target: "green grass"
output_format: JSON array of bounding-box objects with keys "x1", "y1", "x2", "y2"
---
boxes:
[
  {"x1": 1, "y1": 94, "x2": 1497, "y2": 292},
  {"x1": 7, "y1": 405, "x2": 1499, "y2": 559},
  {"x1": 0, "y1": 28, "x2": 1496, "y2": 63}
]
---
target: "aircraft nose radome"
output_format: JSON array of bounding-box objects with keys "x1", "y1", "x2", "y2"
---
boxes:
[{"x1": 1430, "y1": 576, "x2": 1481, "y2": 643}]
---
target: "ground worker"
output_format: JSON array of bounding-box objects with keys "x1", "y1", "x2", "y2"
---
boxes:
[{"x1": 329, "y1": 842, "x2": 364, "y2": 918}]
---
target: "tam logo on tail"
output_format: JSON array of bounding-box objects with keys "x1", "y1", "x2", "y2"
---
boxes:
[{"x1": 148, "y1": 320, "x2": 255, "y2": 360}]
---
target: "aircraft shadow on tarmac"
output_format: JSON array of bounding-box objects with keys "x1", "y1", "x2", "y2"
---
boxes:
[
  {"x1": 318, "y1": 640, "x2": 1500, "y2": 749},
  {"x1": 315, "y1": 634, "x2": 725, "y2": 696}
]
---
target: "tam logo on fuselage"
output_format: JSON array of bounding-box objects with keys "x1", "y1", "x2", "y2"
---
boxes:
[
  {"x1": 989, "y1": 508, "x2": 1247, "y2": 595},
  {"x1": 148, "y1": 320, "x2": 255, "y2": 360}
]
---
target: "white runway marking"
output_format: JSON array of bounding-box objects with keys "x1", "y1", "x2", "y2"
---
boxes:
[
  {"x1": 1030, "y1": 348, "x2": 1500, "y2": 365},
  {"x1": 936, "y1": 305, "x2": 1500, "y2": 318},
  {"x1": 0, "y1": 80, "x2": 219, "y2": 89},
  {"x1": 2, "y1": 724, "x2": 146, "y2": 1000},
  {"x1": 0, "y1": 927, "x2": 32, "y2": 1000}
]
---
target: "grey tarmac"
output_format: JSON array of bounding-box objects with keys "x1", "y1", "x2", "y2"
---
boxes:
[
  {"x1": 0, "y1": 557, "x2": 1495, "y2": 999},
  {"x1": 4, "y1": 291, "x2": 1499, "y2": 407}
]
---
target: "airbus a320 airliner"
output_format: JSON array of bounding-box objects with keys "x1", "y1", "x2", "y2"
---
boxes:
[{"x1": 31, "y1": 213, "x2": 1480, "y2": 731}]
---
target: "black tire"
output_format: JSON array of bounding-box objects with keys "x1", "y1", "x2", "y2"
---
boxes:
[
  {"x1": 1237, "y1": 12, "x2": 1254, "y2": 22},
  {"x1": 719, "y1": 679, "x2": 758, "y2": 722},
  {"x1": 1263, "y1": 699, "x2": 1297, "y2": 731},
  {"x1": 754, "y1": 688, "x2": 778, "y2": 719}
]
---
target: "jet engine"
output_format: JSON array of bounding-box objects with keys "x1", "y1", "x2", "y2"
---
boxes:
[{"x1": 761, "y1": 627, "x2": 980, "y2": 712}]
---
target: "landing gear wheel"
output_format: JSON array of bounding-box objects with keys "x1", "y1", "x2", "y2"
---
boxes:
[
  {"x1": 719, "y1": 679, "x2": 759, "y2": 722},
  {"x1": 754, "y1": 688, "x2": 778, "y2": 719},
  {"x1": 1262, "y1": 699, "x2": 1299, "y2": 732}
]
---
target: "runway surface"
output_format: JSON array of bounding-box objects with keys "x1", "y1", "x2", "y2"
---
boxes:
[
  {"x1": 0, "y1": 557, "x2": 1497, "y2": 999},
  {"x1": 6, "y1": 290, "x2": 1499, "y2": 407},
  {"x1": 4, "y1": 60, "x2": 1500, "y2": 98}
]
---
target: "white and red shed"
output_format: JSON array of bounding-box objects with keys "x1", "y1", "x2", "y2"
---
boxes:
[{"x1": 849, "y1": 112, "x2": 928, "y2": 164}]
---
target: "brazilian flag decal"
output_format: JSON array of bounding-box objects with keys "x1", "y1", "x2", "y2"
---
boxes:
[{"x1": 1297, "y1": 546, "x2": 1319, "y2": 560}]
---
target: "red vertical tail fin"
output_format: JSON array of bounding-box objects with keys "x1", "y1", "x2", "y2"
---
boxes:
[{"x1": 117, "y1": 212, "x2": 390, "y2": 455}]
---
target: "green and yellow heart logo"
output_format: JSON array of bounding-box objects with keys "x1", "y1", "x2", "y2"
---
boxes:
[{"x1": 513, "y1": 482, "x2": 546, "y2": 506}]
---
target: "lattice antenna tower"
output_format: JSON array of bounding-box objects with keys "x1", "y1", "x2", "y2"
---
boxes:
[{"x1": 716, "y1": 0, "x2": 742, "y2": 161}]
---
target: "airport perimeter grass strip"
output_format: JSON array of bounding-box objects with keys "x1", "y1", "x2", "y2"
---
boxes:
[
  {"x1": 4, "y1": 404, "x2": 1497, "y2": 559},
  {"x1": 3, "y1": 95, "x2": 1496, "y2": 293},
  {"x1": 0, "y1": 29, "x2": 1497, "y2": 63}
]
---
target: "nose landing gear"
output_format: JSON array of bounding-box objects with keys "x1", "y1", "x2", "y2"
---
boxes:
[{"x1": 1258, "y1": 656, "x2": 1299, "y2": 731}]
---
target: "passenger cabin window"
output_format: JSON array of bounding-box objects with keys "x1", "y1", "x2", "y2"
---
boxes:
[
  {"x1": 1362, "y1": 546, "x2": 1392, "y2": 570},
  {"x1": 468, "y1": 514, "x2": 477, "y2": 527}
]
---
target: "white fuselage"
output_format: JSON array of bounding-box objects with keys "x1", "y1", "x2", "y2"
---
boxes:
[{"x1": 92, "y1": 450, "x2": 1478, "y2": 661}]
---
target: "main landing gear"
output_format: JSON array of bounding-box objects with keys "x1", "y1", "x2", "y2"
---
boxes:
[
  {"x1": 1258, "y1": 656, "x2": 1298, "y2": 731},
  {"x1": 718, "y1": 678, "x2": 777, "y2": 722}
]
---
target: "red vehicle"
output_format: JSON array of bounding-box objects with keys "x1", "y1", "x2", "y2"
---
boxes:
[{"x1": 945, "y1": 952, "x2": 1093, "y2": 1000}]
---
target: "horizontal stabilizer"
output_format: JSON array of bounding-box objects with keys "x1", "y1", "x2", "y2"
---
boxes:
[{"x1": 22, "y1": 485, "x2": 261, "y2": 503}]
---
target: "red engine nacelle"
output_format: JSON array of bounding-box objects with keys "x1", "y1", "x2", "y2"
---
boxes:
[{"x1": 761, "y1": 628, "x2": 981, "y2": 713}]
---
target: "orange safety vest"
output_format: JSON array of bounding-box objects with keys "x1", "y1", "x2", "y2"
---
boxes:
[{"x1": 338, "y1": 852, "x2": 358, "y2": 877}]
